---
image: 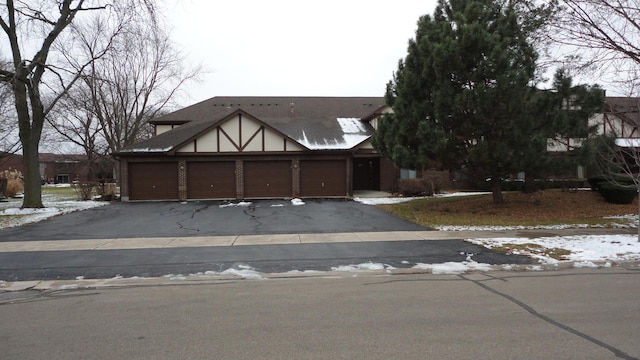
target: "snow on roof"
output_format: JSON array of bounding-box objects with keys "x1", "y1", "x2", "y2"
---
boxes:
[
  {"x1": 118, "y1": 147, "x2": 174, "y2": 153},
  {"x1": 296, "y1": 117, "x2": 370, "y2": 150},
  {"x1": 615, "y1": 138, "x2": 640, "y2": 147}
]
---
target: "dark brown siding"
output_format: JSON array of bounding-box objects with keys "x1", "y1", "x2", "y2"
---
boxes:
[
  {"x1": 129, "y1": 162, "x2": 179, "y2": 200},
  {"x1": 300, "y1": 160, "x2": 347, "y2": 197},
  {"x1": 379, "y1": 157, "x2": 398, "y2": 193},
  {"x1": 187, "y1": 162, "x2": 236, "y2": 199},
  {"x1": 243, "y1": 161, "x2": 292, "y2": 198}
]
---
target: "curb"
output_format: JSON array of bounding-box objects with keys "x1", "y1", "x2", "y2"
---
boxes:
[{"x1": 2, "y1": 260, "x2": 639, "y2": 294}]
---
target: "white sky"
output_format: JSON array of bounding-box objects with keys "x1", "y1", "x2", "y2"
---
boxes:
[{"x1": 166, "y1": 1, "x2": 439, "y2": 106}]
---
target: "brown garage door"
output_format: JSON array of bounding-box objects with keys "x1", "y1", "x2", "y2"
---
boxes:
[
  {"x1": 244, "y1": 161, "x2": 292, "y2": 198},
  {"x1": 300, "y1": 160, "x2": 347, "y2": 197},
  {"x1": 187, "y1": 162, "x2": 236, "y2": 199},
  {"x1": 129, "y1": 162, "x2": 178, "y2": 200}
]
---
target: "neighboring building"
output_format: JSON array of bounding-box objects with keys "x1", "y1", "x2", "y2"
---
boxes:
[
  {"x1": 116, "y1": 96, "x2": 398, "y2": 201},
  {"x1": 0, "y1": 153, "x2": 114, "y2": 184},
  {"x1": 38, "y1": 153, "x2": 87, "y2": 184},
  {"x1": 0, "y1": 152, "x2": 23, "y2": 174},
  {"x1": 547, "y1": 96, "x2": 640, "y2": 178}
]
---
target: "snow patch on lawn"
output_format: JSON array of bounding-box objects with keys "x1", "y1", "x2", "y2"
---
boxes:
[
  {"x1": 467, "y1": 234, "x2": 640, "y2": 264},
  {"x1": 354, "y1": 191, "x2": 490, "y2": 205},
  {"x1": 0, "y1": 199, "x2": 107, "y2": 229}
]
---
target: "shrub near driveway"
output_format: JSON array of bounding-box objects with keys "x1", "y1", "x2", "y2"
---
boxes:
[{"x1": 377, "y1": 190, "x2": 638, "y2": 229}]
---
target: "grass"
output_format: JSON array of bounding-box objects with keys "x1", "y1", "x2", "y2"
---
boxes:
[
  {"x1": 0, "y1": 185, "x2": 105, "y2": 230},
  {"x1": 377, "y1": 189, "x2": 638, "y2": 228},
  {"x1": 41, "y1": 185, "x2": 80, "y2": 201}
]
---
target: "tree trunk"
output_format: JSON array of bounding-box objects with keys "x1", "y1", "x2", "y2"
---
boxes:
[
  {"x1": 490, "y1": 178, "x2": 504, "y2": 204},
  {"x1": 13, "y1": 66, "x2": 45, "y2": 208},
  {"x1": 21, "y1": 139, "x2": 43, "y2": 208},
  {"x1": 523, "y1": 172, "x2": 536, "y2": 194}
]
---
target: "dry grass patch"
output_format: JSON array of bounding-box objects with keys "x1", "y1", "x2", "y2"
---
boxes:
[
  {"x1": 378, "y1": 190, "x2": 638, "y2": 228},
  {"x1": 492, "y1": 243, "x2": 572, "y2": 260}
]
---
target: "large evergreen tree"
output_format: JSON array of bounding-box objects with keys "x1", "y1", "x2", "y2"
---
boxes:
[{"x1": 375, "y1": 0, "x2": 554, "y2": 203}]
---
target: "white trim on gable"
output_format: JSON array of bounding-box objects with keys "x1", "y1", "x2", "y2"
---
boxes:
[{"x1": 176, "y1": 113, "x2": 305, "y2": 153}]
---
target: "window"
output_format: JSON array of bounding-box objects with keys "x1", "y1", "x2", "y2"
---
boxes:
[
  {"x1": 400, "y1": 168, "x2": 417, "y2": 179},
  {"x1": 56, "y1": 174, "x2": 70, "y2": 184}
]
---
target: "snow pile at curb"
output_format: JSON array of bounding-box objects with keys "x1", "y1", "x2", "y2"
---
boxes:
[
  {"x1": 220, "y1": 265, "x2": 264, "y2": 280},
  {"x1": 413, "y1": 261, "x2": 494, "y2": 275},
  {"x1": 331, "y1": 262, "x2": 395, "y2": 272}
]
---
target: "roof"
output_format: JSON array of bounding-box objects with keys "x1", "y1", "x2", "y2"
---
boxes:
[
  {"x1": 121, "y1": 96, "x2": 387, "y2": 154},
  {"x1": 605, "y1": 97, "x2": 640, "y2": 127},
  {"x1": 38, "y1": 153, "x2": 87, "y2": 163}
]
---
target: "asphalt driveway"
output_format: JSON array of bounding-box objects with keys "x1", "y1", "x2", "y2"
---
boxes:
[{"x1": 0, "y1": 199, "x2": 429, "y2": 241}]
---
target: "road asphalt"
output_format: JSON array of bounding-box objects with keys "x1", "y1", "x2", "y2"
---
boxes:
[{"x1": 2, "y1": 269, "x2": 640, "y2": 359}]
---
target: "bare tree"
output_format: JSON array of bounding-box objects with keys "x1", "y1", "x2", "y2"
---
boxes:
[
  {"x1": 551, "y1": 1, "x2": 640, "y2": 240},
  {"x1": 0, "y1": 80, "x2": 20, "y2": 157},
  {"x1": 0, "y1": 0, "x2": 156, "y2": 208},
  {"x1": 552, "y1": 0, "x2": 640, "y2": 94},
  {"x1": 49, "y1": 12, "x2": 201, "y2": 182}
]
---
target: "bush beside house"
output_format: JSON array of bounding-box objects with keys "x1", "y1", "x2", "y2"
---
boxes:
[{"x1": 588, "y1": 176, "x2": 637, "y2": 204}]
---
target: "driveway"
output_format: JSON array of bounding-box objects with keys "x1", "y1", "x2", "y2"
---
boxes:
[{"x1": 0, "y1": 199, "x2": 429, "y2": 241}]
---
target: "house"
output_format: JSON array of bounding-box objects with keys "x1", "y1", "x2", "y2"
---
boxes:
[{"x1": 115, "y1": 97, "x2": 398, "y2": 201}]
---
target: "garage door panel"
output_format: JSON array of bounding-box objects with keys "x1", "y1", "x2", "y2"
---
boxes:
[
  {"x1": 187, "y1": 162, "x2": 236, "y2": 199},
  {"x1": 129, "y1": 162, "x2": 179, "y2": 200},
  {"x1": 300, "y1": 160, "x2": 346, "y2": 197},
  {"x1": 244, "y1": 161, "x2": 292, "y2": 198}
]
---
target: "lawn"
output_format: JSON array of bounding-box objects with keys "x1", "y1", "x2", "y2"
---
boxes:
[
  {"x1": 377, "y1": 189, "x2": 638, "y2": 229},
  {"x1": 0, "y1": 185, "x2": 106, "y2": 230}
]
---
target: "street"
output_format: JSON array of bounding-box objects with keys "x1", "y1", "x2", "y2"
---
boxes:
[{"x1": 1, "y1": 268, "x2": 639, "y2": 359}]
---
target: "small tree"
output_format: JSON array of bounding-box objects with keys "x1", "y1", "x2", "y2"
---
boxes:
[{"x1": 588, "y1": 132, "x2": 640, "y2": 241}]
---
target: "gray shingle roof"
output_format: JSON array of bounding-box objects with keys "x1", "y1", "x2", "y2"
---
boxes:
[
  {"x1": 120, "y1": 96, "x2": 386, "y2": 154},
  {"x1": 605, "y1": 97, "x2": 640, "y2": 127}
]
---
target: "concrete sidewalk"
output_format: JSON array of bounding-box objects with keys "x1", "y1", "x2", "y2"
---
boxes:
[{"x1": 0, "y1": 227, "x2": 634, "y2": 253}]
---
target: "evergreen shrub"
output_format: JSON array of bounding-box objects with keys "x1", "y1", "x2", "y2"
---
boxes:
[{"x1": 598, "y1": 183, "x2": 637, "y2": 204}]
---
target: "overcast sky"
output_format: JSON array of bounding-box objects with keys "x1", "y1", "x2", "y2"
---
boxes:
[{"x1": 167, "y1": 1, "x2": 439, "y2": 106}]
